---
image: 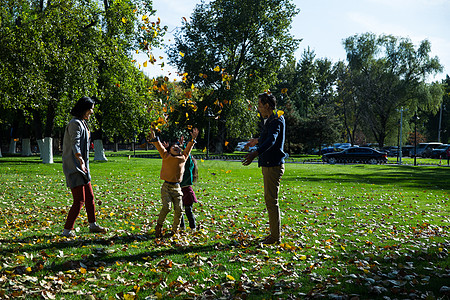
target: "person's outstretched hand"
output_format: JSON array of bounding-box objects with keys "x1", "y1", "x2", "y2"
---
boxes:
[
  {"x1": 147, "y1": 128, "x2": 156, "y2": 142},
  {"x1": 191, "y1": 128, "x2": 199, "y2": 140},
  {"x1": 245, "y1": 138, "x2": 258, "y2": 150},
  {"x1": 242, "y1": 151, "x2": 258, "y2": 166}
]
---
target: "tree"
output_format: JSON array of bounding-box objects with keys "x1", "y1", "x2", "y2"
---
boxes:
[
  {"x1": 273, "y1": 51, "x2": 341, "y2": 153},
  {"x1": 0, "y1": 0, "x2": 166, "y2": 162},
  {"x1": 341, "y1": 33, "x2": 444, "y2": 147},
  {"x1": 167, "y1": 0, "x2": 299, "y2": 153},
  {"x1": 423, "y1": 76, "x2": 450, "y2": 142}
]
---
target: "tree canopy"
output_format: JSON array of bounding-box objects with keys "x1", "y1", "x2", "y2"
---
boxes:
[{"x1": 167, "y1": 0, "x2": 300, "y2": 149}]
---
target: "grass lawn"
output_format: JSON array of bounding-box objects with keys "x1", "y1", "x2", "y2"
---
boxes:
[{"x1": 0, "y1": 155, "x2": 449, "y2": 299}]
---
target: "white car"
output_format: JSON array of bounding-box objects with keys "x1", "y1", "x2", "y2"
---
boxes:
[{"x1": 235, "y1": 142, "x2": 248, "y2": 151}]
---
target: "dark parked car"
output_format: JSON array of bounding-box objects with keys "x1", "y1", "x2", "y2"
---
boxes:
[
  {"x1": 401, "y1": 145, "x2": 414, "y2": 157},
  {"x1": 430, "y1": 144, "x2": 450, "y2": 159},
  {"x1": 322, "y1": 147, "x2": 388, "y2": 164},
  {"x1": 382, "y1": 146, "x2": 399, "y2": 157}
]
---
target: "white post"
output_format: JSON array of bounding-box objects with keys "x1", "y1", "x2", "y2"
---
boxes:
[
  {"x1": 8, "y1": 138, "x2": 17, "y2": 154},
  {"x1": 22, "y1": 138, "x2": 32, "y2": 156},
  {"x1": 94, "y1": 139, "x2": 107, "y2": 161},
  {"x1": 42, "y1": 137, "x2": 53, "y2": 164},
  {"x1": 37, "y1": 138, "x2": 44, "y2": 159}
]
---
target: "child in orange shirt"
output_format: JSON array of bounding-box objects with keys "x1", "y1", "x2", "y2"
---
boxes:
[{"x1": 148, "y1": 127, "x2": 199, "y2": 237}]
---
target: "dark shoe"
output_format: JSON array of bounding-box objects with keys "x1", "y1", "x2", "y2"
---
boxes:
[
  {"x1": 155, "y1": 224, "x2": 163, "y2": 238},
  {"x1": 61, "y1": 230, "x2": 76, "y2": 238},
  {"x1": 89, "y1": 224, "x2": 107, "y2": 233},
  {"x1": 262, "y1": 235, "x2": 280, "y2": 245}
]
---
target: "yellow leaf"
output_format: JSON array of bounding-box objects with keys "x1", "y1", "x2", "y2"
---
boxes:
[
  {"x1": 226, "y1": 274, "x2": 235, "y2": 281},
  {"x1": 299, "y1": 255, "x2": 307, "y2": 260},
  {"x1": 121, "y1": 17, "x2": 127, "y2": 23},
  {"x1": 226, "y1": 170, "x2": 231, "y2": 174},
  {"x1": 186, "y1": 112, "x2": 189, "y2": 118},
  {"x1": 80, "y1": 267, "x2": 87, "y2": 274},
  {"x1": 143, "y1": 61, "x2": 148, "y2": 67},
  {"x1": 26, "y1": 267, "x2": 32, "y2": 273},
  {"x1": 191, "y1": 83, "x2": 195, "y2": 90},
  {"x1": 203, "y1": 147, "x2": 207, "y2": 153},
  {"x1": 123, "y1": 294, "x2": 136, "y2": 300},
  {"x1": 225, "y1": 141, "x2": 229, "y2": 146},
  {"x1": 276, "y1": 110, "x2": 284, "y2": 118},
  {"x1": 214, "y1": 66, "x2": 220, "y2": 72},
  {"x1": 179, "y1": 52, "x2": 185, "y2": 57},
  {"x1": 281, "y1": 88, "x2": 288, "y2": 94},
  {"x1": 201, "y1": 159, "x2": 204, "y2": 162}
]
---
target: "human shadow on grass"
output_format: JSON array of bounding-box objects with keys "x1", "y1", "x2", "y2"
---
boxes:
[
  {"x1": 283, "y1": 165, "x2": 450, "y2": 191},
  {"x1": 0, "y1": 230, "x2": 260, "y2": 258},
  {"x1": 3, "y1": 233, "x2": 450, "y2": 299}
]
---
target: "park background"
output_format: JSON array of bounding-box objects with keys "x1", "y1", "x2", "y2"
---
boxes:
[{"x1": 0, "y1": 0, "x2": 449, "y2": 299}]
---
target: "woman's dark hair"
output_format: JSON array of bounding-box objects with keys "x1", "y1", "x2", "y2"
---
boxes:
[
  {"x1": 258, "y1": 93, "x2": 276, "y2": 109},
  {"x1": 70, "y1": 96, "x2": 95, "y2": 118}
]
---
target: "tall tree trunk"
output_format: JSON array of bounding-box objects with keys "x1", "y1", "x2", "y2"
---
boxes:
[
  {"x1": 8, "y1": 138, "x2": 17, "y2": 154},
  {"x1": 22, "y1": 138, "x2": 32, "y2": 156},
  {"x1": 32, "y1": 109, "x2": 44, "y2": 158},
  {"x1": 94, "y1": 139, "x2": 107, "y2": 161},
  {"x1": 42, "y1": 100, "x2": 56, "y2": 163}
]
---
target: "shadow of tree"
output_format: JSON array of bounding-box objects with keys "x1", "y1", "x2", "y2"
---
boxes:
[{"x1": 283, "y1": 165, "x2": 450, "y2": 191}]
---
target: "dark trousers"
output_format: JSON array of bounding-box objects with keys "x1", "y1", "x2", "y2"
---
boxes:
[
  {"x1": 180, "y1": 205, "x2": 196, "y2": 229},
  {"x1": 64, "y1": 182, "x2": 96, "y2": 230}
]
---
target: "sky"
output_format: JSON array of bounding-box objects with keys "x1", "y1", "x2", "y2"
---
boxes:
[{"x1": 137, "y1": 0, "x2": 450, "y2": 82}]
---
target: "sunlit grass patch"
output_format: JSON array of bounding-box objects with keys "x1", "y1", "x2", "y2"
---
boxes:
[{"x1": 0, "y1": 156, "x2": 449, "y2": 299}]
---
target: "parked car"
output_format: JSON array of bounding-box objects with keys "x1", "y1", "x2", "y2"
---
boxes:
[
  {"x1": 401, "y1": 145, "x2": 414, "y2": 157},
  {"x1": 320, "y1": 146, "x2": 336, "y2": 154},
  {"x1": 410, "y1": 142, "x2": 443, "y2": 157},
  {"x1": 234, "y1": 141, "x2": 248, "y2": 151},
  {"x1": 430, "y1": 144, "x2": 450, "y2": 159},
  {"x1": 322, "y1": 147, "x2": 388, "y2": 164},
  {"x1": 382, "y1": 146, "x2": 399, "y2": 157}
]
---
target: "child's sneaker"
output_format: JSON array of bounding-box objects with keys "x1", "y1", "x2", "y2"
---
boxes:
[{"x1": 89, "y1": 224, "x2": 107, "y2": 233}]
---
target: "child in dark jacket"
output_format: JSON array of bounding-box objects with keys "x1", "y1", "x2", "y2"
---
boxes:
[{"x1": 180, "y1": 154, "x2": 199, "y2": 230}]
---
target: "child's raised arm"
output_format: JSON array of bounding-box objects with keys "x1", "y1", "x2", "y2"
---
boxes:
[
  {"x1": 147, "y1": 128, "x2": 167, "y2": 158},
  {"x1": 182, "y1": 128, "x2": 199, "y2": 157}
]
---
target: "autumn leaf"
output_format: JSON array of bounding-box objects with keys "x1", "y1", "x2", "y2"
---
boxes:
[
  {"x1": 276, "y1": 110, "x2": 284, "y2": 118},
  {"x1": 226, "y1": 274, "x2": 235, "y2": 281},
  {"x1": 213, "y1": 66, "x2": 220, "y2": 72},
  {"x1": 143, "y1": 61, "x2": 148, "y2": 67},
  {"x1": 180, "y1": 52, "x2": 185, "y2": 57},
  {"x1": 281, "y1": 88, "x2": 288, "y2": 94},
  {"x1": 121, "y1": 17, "x2": 127, "y2": 23}
]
